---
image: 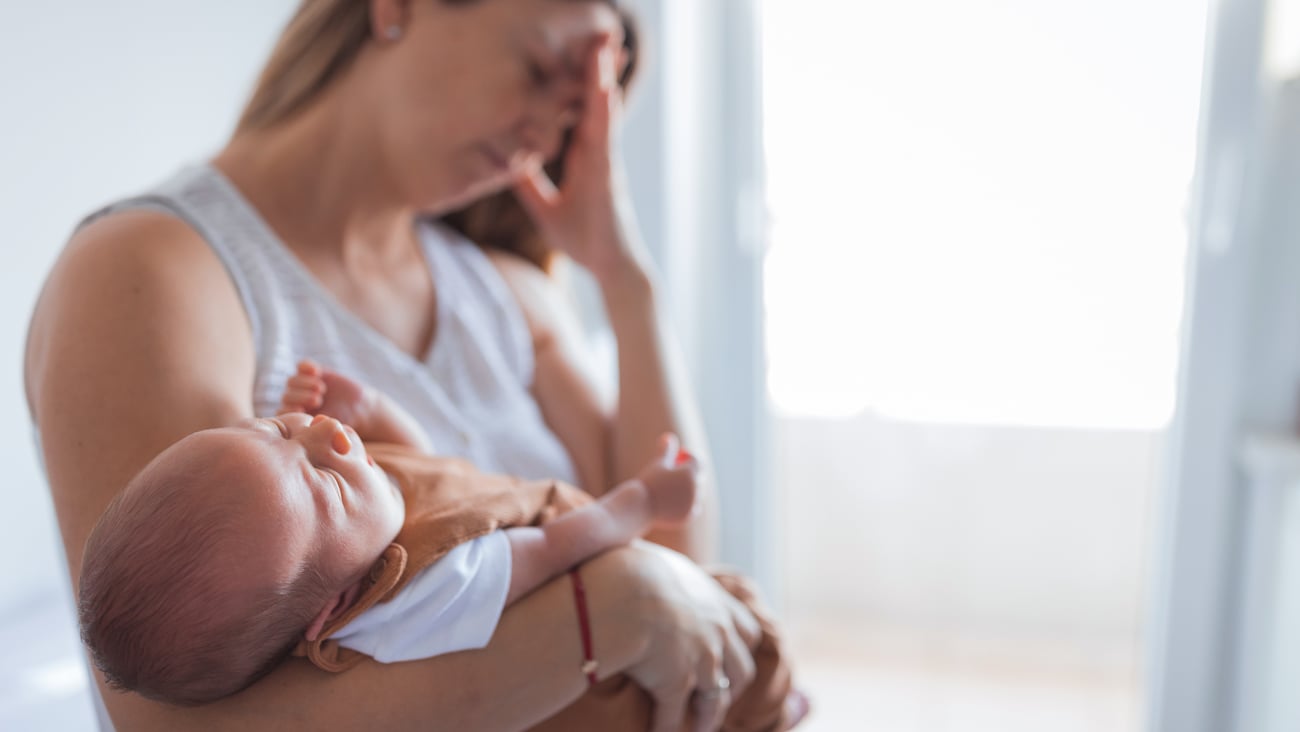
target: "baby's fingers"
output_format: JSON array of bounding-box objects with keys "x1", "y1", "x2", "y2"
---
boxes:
[
  {"x1": 280, "y1": 386, "x2": 324, "y2": 412},
  {"x1": 286, "y1": 373, "x2": 324, "y2": 394},
  {"x1": 656, "y1": 433, "x2": 680, "y2": 468}
]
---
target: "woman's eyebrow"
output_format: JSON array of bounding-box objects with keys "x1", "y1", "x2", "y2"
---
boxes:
[{"x1": 561, "y1": 45, "x2": 585, "y2": 77}]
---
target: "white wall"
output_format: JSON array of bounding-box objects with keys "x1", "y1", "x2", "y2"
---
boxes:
[
  {"x1": 616, "y1": 0, "x2": 772, "y2": 580},
  {"x1": 0, "y1": 1, "x2": 299, "y2": 616},
  {"x1": 777, "y1": 417, "x2": 1160, "y2": 654}
]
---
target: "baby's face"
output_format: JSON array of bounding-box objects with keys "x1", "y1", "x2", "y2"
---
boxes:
[{"x1": 177, "y1": 413, "x2": 406, "y2": 592}]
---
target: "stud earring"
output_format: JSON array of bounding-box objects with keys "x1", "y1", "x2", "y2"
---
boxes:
[{"x1": 385, "y1": 25, "x2": 403, "y2": 41}]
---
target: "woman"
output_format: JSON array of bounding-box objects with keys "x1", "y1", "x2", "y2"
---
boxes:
[{"x1": 24, "y1": 0, "x2": 771, "y2": 730}]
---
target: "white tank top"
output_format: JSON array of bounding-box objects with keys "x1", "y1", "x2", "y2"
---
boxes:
[
  {"x1": 82, "y1": 163, "x2": 577, "y2": 483},
  {"x1": 74, "y1": 164, "x2": 578, "y2": 732}
]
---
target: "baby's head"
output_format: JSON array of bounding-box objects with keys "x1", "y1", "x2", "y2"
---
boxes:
[{"x1": 78, "y1": 413, "x2": 405, "y2": 705}]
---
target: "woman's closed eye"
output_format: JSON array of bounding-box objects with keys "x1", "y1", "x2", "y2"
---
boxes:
[{"x1": 527, "y1": 59, "x2": 553, "y2": 89}]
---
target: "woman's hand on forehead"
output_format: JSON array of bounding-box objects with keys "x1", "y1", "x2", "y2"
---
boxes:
[{"x1": 537, "y1": 1, "x2": 625, "y2": 74}]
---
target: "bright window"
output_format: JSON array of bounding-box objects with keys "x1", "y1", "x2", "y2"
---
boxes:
[{"x1": 762, "y1": 0, "x2": 1206, "y2": 429}]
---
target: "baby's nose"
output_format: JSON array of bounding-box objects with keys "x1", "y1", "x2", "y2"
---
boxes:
[{"x1": 308, "y1": 415, "x2": 352, "y2": 455}]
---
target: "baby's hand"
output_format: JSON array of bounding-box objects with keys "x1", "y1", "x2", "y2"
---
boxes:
[
  {"x1": 278, "y1": 359, "x2": 373, "y2": 427},
  {"x1": 635, "y1": 433, "x2": 700, "y2": 526}
]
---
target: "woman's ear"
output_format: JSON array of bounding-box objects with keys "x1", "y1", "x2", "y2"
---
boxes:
[
  {"x1": 303, "y1": 581, "x2": 364, "y2": 642},
  {"x1": 369, "y1": 0, "x2": 413, "y2": 43}
]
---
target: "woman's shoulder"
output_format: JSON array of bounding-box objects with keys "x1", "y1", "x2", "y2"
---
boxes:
[
  {"x1": 38, "y1": 208, "x2": 235, "y2": 327},
  {"x1": 67, "y1": 207, "x2": 211, "y2": 266},
  {"x1": 56, "y1": 162, "x2": 258, "y2": 285},
  {"x1": 25, "y1": 208, "x2": 248, "y2": 414}
]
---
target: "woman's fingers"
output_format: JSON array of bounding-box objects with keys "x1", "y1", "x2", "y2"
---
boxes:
[
  {"x1": 574, "y1": 35, "x2": 617, "y2": 153},
  {"x1": 513, "y1": 166, "x2": 560, "y2": 224},
  {"x1": 649, "y1": 684, "x2": 692, "y2": 732},
  {"x1": 514, "y1": 34, "x2": 618, "y2": 230},
  {"x1": 691, "y1": 671, "x2": 731, "y2": 732},
  {"x1": 721, "y1": 621, "x2": 757, "y2": 699},
  {"x1": 725, "y1": 592, "x2": 763, "y2": 650},
  {"x1": 689, "y1": 637, "x2": 731, "y2": 732}
]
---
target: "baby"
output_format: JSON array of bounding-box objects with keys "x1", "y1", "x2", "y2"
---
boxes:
[{"x1": 78, "y1": 360, "x2": 698, "y2": 706}]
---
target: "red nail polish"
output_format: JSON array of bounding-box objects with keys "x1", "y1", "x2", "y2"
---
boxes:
[{"x1": 675, "y1": 448, "x2": 694, "y2": 467}]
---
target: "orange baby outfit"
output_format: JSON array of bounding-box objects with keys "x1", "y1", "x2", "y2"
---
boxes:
[
  {"x1": 292, "y1": 442, "x2": 587, "y2": 671},
  {"x1": 292, "y1": 443, "x2": 795, "y2": 732}
]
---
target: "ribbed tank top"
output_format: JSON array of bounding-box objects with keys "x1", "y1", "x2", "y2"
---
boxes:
[{"x1": 81, "y1": 163, "x2": 577, "y2": 484}]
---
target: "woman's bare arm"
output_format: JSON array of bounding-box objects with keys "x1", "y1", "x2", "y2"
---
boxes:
[
  {"x1": 27, "y1": 213, "x2": 716, "y2": 731},
  {"x1": 491, "y1": 251, "x2": 718, "y2": 562},
  {"x1": 26, "y1": 211, "x2": 258, "y2": 563},
  {"x1": 506, "y1": 36, "x2": 719, "y2": 562}
]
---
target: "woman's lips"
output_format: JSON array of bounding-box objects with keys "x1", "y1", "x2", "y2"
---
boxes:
[{"x1": 480, "y1": 145, "x2": 511, "y2": 172}]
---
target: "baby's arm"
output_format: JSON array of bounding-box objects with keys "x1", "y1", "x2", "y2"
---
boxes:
[
  {"x1": 503, "y1": 434, "x2": 699, "y2": 606},
  {"x1": 280, "y1": 359, "x2": 433, "y2": 452}
]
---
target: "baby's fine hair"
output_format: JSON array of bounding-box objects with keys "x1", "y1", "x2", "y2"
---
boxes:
[{"x1": 77, "y1": 433, "x2": 333, "y2": 706}]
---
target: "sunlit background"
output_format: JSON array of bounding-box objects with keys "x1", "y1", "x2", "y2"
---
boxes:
[
  {"x1": 761, "y1": 1, "x2": 1205, "y2": 729},
  {"x1": 763, "y1": 0, "x2": 1199, "y2": 428}
]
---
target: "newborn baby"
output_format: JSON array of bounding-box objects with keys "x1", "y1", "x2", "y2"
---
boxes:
[{"x1": 78, "y1": 360, "x2": 697, "y2": 706}]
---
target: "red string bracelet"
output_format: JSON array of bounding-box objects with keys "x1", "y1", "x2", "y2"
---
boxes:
[{"x1": 569, "y1": 568, "x2": 599, "y2": 686}]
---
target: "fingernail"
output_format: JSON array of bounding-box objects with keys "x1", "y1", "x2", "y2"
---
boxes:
[
  {"x1": 311, "y1": 414, "x2": 328, "y2": 426},
  {"x1": 675, "y1": 448, "x2": 694, "y2": 467}
]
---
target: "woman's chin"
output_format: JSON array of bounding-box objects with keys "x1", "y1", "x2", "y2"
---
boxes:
[{"x1": 425, "y1": 175, "x2": 516, "y2": 215}]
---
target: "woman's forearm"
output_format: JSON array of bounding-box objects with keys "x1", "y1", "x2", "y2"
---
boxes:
[
  {"x1": 599, "y1": 262, "x2": 719, "y2": 562},
  {"x1": 100, "y1": 546, "x2": 653, "y2": 732}
]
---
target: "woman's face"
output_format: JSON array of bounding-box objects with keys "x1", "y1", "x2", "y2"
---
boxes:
[{"x1": 370, "y1": 0, "x2": 623, "y2": 213}]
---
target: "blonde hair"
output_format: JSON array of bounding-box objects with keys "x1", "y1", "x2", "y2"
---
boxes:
[{"x1": 236, "y1": 1, "x2": 373, "y2": 132}]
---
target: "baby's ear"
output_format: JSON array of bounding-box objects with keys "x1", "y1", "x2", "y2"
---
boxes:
[{"x1": 303, "y1": 583, "x2": 363, "y2": 642}]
